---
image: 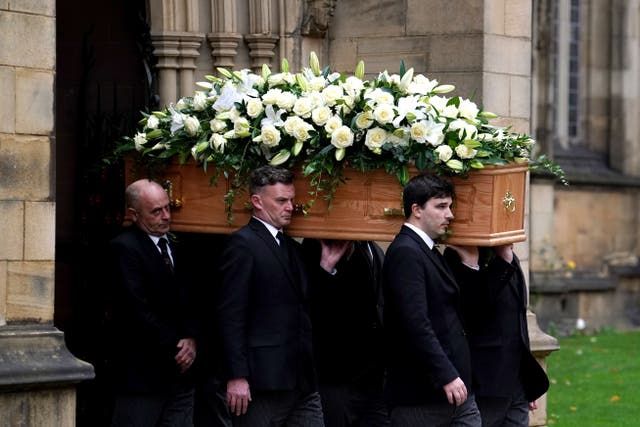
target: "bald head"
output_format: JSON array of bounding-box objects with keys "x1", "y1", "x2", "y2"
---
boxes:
[{"x1": 126, "y1": 179, "x2": 171, "y2": 236}]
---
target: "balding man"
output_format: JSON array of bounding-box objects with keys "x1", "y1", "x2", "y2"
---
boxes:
[{"x1": 108, "y1": 179, "x2": 199, "y2": 427}]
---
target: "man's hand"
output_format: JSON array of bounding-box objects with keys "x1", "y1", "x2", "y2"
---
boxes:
[
  {"x1": 227, "y1": 377, "x2": 252, "y2": 416},
  {"x1": 529, "y1": 400, "x2": 538, "y2": 411},
  {"x1": 493, "y1": 243, "x2": 514, "y2": 264},
  {"x1": 175, "y1": 338, "x2": 196, "y2": 373},
  {"x1": 443, "y1": 377, "x2": 468, "y2": 406},
  {"x1": 446, "y1": 245, "x2": 479, "y2": 269},
  {"x1": 319, "y1": 240, "x2": 352, "y2": 273}
]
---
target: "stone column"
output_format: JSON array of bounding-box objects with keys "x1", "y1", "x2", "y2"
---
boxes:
[
  {"x1": 207, "y1": 0, "x2": 243, "y2": 68},
  {"x1": 151, "y1": 34, "x2": 180, "y2": 106},
  {"x1": 0, "y1": 2, "x2": 94, "y2": 425},
  {"x1": 246, "y1": 0, "x2": 279, "y2": 72}
]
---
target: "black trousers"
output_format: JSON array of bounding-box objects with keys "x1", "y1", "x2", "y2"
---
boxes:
[{"x1": 319, "y1": 383, "x2": 389, "y2": 427}]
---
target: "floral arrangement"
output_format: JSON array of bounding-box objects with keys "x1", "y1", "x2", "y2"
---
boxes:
[{"x1": 116, "y1": 52, "x2": 562, "y2": 218}]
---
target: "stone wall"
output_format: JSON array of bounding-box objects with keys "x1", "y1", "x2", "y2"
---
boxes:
[{"x1": 0, "y1": 1, "x2": 93, "y2": 425}]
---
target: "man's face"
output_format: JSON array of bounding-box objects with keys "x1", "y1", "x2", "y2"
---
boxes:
[
  {"x1": 129, "y1": 184, "x2": 171, "y2": 236},
  {"x1": 252, "y1": 183, "x2": 295, "y2": 229},
  {"x1": 413, "y1": 196, "x2": 454, "y2": 240}
]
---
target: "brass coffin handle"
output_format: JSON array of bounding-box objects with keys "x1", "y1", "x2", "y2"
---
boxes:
[
  {"x1": 502, "y1": 190, "x2": 516, "y2": 213},
  {"x1": 163, "y1": 179, "x2": 183, "y2": 209},
  {"x1": 384, "y1": 207, "x2": 404, "y2": 217}
]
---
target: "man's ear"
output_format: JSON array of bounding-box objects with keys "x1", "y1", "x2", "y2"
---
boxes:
[
  {"x1": 250, "y1": 194, "x2": 262, "y2": 211},
  {"x1": 410, "y1": 203, "x2": 422, "y2": 218},
  {"x1": 127, "y1": 207, "x2": 138, "y2": 222}
]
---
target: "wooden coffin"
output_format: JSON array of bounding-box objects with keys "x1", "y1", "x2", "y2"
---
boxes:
[{"x1": 124, "y1": 159, "x2": 528, "y2": 245}]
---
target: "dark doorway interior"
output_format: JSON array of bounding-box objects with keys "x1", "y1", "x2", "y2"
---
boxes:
[{"x1": 55, "y1": 0, "x2": 152, "y2": 424}]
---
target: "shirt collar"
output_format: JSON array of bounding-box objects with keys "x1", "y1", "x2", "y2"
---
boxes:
[
  {"x1": 403, "y1": 222, "x2": 436, "y2": 250},
  {"x1": 253, "y1": 216, "x2": 281, "y2": 240}
]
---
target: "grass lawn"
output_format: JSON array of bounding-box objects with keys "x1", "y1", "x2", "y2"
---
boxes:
[{"x1": 546, "y1": 330, "x2": 640, "y2": 426}]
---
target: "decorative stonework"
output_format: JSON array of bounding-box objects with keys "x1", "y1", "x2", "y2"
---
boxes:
[
  {"x1": 302, "y1": 0, "x2": 337, "y2": 37},
  {"x1": 207, "y1": 33, "x2": 243, "y2": 68},
  {"x1": 245, "y1": 34, "x2": 280, "y2": 72}
]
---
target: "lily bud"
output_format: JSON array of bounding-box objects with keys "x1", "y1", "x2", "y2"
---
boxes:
[
  {"x1": 335, "y1": 147, "x2": 346, "y2": 161},
  {"x1": 399, "y1": 68, "x2": 414, "y2": 92},
  {"x1": 446, "y1": 159, "x2": 464, "y2": 171},
  {"x1": 195, "y1": 81, "x2": 213, "y2": 90},
  {"x1": 309, "y1": 51, "x2": 321, "y2": 76},
  {"x1": 293, "y1": 140, "x2": 304, "y2": 156},
  {"x1": 355, "y1": 60, "x2": 365, "y2": 80},
  {"x1": 433, "y1": 84, "x2": 455, "y2": 94},
  {"x1": 217, "y1": 67, "x2": 233, "y2": 79},
  {"x1": 281, "y1": 58, "x2": 290, "y2": 73},
  {"x1": 262, "y1": 64, "x2": 271, "y2": 81},
  {"x1": 296, "y1": 73, "x2": 308, "y2": 92},
  {"x1": 145, "y1": 129, "x2": 163, "y2": 139},
  {"x1": 270, "y1": 150, "x2": 291, "y2": 166},
  {"x1": 479, "y1": 111, "x2": 499, "y2": 119}
]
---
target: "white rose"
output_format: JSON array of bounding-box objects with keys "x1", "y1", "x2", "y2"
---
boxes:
[
  {"x1": 308, "y1": 76, "x2": 327, "y2": 92},
  {"x1": 246, "y1": 98, "x2": 264, "y2": 118},
  {"x1": 257, "y1": 124, "x2": 281, "y2": 147},
  {"x1": 458, "y1": 98, "x2": 480, "y2": 121},
  {"x1": 373, "y1": 104, "x2": 395, "y2": 125},
  {"x1": 331, "y1": 125, "x2": 354, "y2": 148},
  {"x1": 133, "y1": 132, "x2": 147, "y2": 151},
  {"x1": 449, "y1": 119, "x2": 478, "y2": 140},
  {"x1": 410, "y1": 121, "x2": 428, "y2": 143},
  {"x1": 262, "y1": 88, "x2": 283, "y2": 105},
  {"x1": 428, "y1": 96, "x2": 449, "y2": 113},
  {"x1": 293, "y1": 97, "x2": 314, "y2": 118},
  {"x1": 407, "y1": 74, "x2": 438, "y2": 95},
  {"x1": 184, "y1": 116, "x2": 200, "y2": 136},
  {"x1": 276, "y1": 91, "x2": 297, "y2": 111},
  {"x1": 365, "y1": 127, "x2": 388, "y2": 150},
  {"x1": 435, "y1": 145, "x2": 453, "y2": 162},
  {"x1": 292, "y1": 120, "x2": 314, "y2": 142},
  {"x1": 284, "y1": 116, "x2": 304, "y2": 136},
  {"x1": 210, "y1": 119, "x2": 227, "y2": 133},
  {"x1": 175, "y1": 98, "x2": 187, "y2": 111},
  {"x1": 442, "y1": 104, "x2": 459, "y2": 119},
  {"x1": 341, "y1": 76, "x2": 365, "y2": 97},
  {"x1": 455, "y1": 144, "x2": 478, "y2": 159},
  {"x1": 146, "y1": 115, "x2": 159, "y2": 130},
  {"x1": 355, "y1": 111, "x2": 374, "y2": 129},
  {"x1": 209, "y1": 133, "x2": 227, "y2": 152},
  {"x1": 233, "y1": 117, "x2": 251, "y2": 137},
  {"x1": 311, "y1": 106, "x2": 331, "y2": 126},
  {"x1": 322, "y1": 85, "x2": 344, "y2": 106},
  {"x1": 193, "y1": 91, "x2": 207, "y2": 111},
  {"x1": 324, "y1": 116, "x2": 343, "y2": 135},
  {"x1": 375, "y1": 90, "x2": 395, "y2": 105}
]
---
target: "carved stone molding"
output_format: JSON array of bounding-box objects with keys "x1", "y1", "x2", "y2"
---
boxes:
[
  {"x1": 302, "y1": 0, "x2": 337, "y2": 37},
  {"x1": 245, "y1": 34, "x2": 280, "y2": 72},
  {"x1": 207, "y1": 32, "x2": 243, "y2": 68}
]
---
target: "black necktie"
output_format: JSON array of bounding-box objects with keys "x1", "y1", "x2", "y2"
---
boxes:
[
  {"x1": 158, "y1": 238, "x2": 174, "y2": 274},
  {"x1": 276, "y1": 231, "x2": 289, "y2": 260}
]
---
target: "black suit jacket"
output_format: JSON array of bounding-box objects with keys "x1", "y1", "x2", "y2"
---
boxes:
[
  {"x1": 216, "y1": 217, "x2": 316, "y2": 392},
  {"x1": 382, "y1": 225, "x2": 472, "y2": 406},
  {"x1": 301, "y1": 239, "x2": 385, "y2": 387},
  {"x1": 108, "y1": 226, "x2": 198, "y2": 394},
  {"x1": 445, "y1": 248, "x2": 549, "y2": 402}
]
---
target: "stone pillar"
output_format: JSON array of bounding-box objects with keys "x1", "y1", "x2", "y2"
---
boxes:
[
  {"x1": 149, "y1": 0, "x2": 204, "y2": 105},
  {"x1": 207, "y1": 0, "x2": 243, "y2": 68},
  {"x1": 0, "y1": 2, "x2": 94, "y2": 425},
  {"x1": 528, "y1": 312, "x2": 559, "y2": 427},
  {"x1": 246, "y1": 0, "x2": 279, "y2": 72}
]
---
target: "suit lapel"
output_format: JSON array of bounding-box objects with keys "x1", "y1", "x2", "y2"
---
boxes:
[
  {"x1": 400, "y1": 226, "x2": 459, "y2": 290},
  {"x1": 249, "y1": 218, "x2": 303, "y2": 298}
]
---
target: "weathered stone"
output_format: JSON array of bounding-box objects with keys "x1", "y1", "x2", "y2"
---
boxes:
[
  {"x1": 484, "y1": 34, "x2": 531, "y2": 76},
  {"x1": 0, "y1": 11, "x2": 55, "y2": 70},
  {"x1": 504, "y1": 0, "x2": 531, "y2": 38},
  {"x1": 484, "y1": 0, "x2": 506, "y2": 35},
  {"x1": 332, "y1": 0, "x2": 406, "y2": 37},
  {"x1": 6, "y1": 261, "x2": 54, "y2": 322},
  {"x1": 0, "y1": 135, "x2": 52, "y2": 201},
  {"x1": 24, "y1": 202, "x2": 55, "y2": 261},
  {"x1": 0, "y1": 201, "x2": 24, "y2": 260},
  {"x1": 15, "y1": 69, "x2": 54, "y2": 135},
  {"x1": 0, "y1": 261, "x2": 6, "y2": 326},
  {"x1": 8, "y1": 0, "x2": 55, "y2": 16},
  {"x1": 510, "y1": 75, "x2": 531, "y2": 119},
  {"x1": 408, "y1": 0, "x2": 484, "y2": 35},
  {"x1": 482, "y1": 72, "x2": 511, "y2": 117},
  {"x1": 427, "y1": 35, "x2": 483, "y2": 72},
  {"x1": 0, "y1": 66, "x2": 15, "y2": 133}
]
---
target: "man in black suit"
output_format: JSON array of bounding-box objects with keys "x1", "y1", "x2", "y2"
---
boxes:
[
  {"x1": 382, "y1": 173, "x2": 481, "y2": 426},
  {"x1": 216, "y1": 165, "x2": 328, "y2": 426},
  {"x1": 301, "y1": 239, "x2": 389, "y2": 427},
  {"x1": 109, "y1": 179, "x2": 198, "y2": 426},
  {"x1": 444, "y1": 244, "x2": 549, "y2": 427}
]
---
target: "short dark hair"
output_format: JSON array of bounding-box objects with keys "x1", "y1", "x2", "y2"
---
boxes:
[
  {"x1": 249, "y1": 165, "x2": 295, "y2": 195},
  {"x1": 402, "y1": 173, "x2": 455, "y2": 218}
]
